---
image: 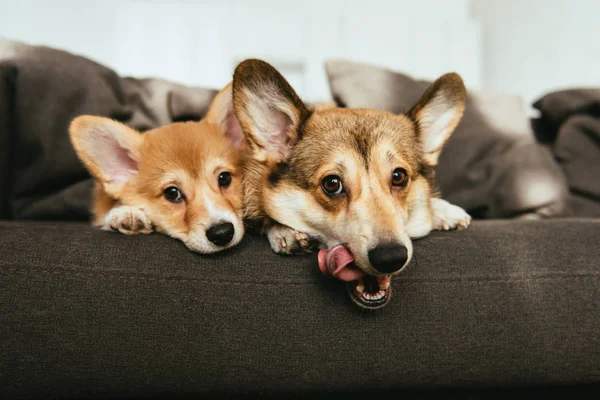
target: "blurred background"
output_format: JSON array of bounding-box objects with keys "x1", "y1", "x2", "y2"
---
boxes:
[{"x1": 2, "y1": 0, "x2": 599, "y2": 113}]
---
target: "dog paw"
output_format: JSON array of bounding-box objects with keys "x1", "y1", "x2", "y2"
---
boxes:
[
  {"x1": 431, "y1": 198, "x2": 471, "y2": 231},
  {"x1": 267, "y1": 224, "x2": 317, "y2": 255},
  {"x1": 102, "y1": 206, "x2": 153, "y2": 235}
]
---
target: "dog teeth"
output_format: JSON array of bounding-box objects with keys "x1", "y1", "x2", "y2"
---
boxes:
[
  {"x1": 356, "y1": 280, "x2": 364, "y2": 293},
  {"x1": 381, "y1": 280, "x2": 390, "y2": 290},
  {"x1": 358, "y1": 290, "x2": 386, "y2": 301}
]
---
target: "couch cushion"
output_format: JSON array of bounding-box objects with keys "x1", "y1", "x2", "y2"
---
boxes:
[
  {"x1": 325, "y1": 59, "x2": 569, "y2": 219},
  {"x1": 533, "y1": 89, "x2": 600, "y2": 217},
  {"x1": 532, "y1": 88, "x2": 600, "y2": 143},
  {"x1": 1, "y1": 219, "x2": 599, "y2": 398}
]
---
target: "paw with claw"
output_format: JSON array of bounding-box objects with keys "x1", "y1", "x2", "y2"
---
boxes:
[
  {"x1": 101, "y1": 205, "x2": 153, "y2": 235},
  {"x1": 431, "y1": 198, "x2": 471, "y2": 231},
  {"x1": 266, "y1": 223, "x2": 318, "y2": 255}
]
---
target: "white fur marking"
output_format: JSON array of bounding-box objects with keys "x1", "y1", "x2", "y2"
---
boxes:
[
  {"x1": 102, "y1": 205, "x2": 152, "y2": 235},
  {"x1": 203, "y1": 193, "x2": 234, "y2": 225},
  {"x1": 182, "y1": 193, "x2": 245, "y2": 254},
  {"x1": 431, "y1": 198, "x2": 471, "y2": 231},
  {"x1": 266, "y1": 223, "x2": 315, "y2": 255}
]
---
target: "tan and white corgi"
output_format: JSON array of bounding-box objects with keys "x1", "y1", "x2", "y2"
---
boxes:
[
  {"x1": 69, "y1": 84, "x2": 247, "y2": 254},
  {"x1": 231, "y1": 59, "x2": 471, "y2": 308}
]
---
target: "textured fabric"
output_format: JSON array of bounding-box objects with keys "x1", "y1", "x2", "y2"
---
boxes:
[
  {"x1": 324, "y1": 59, "x2": 569, "y2": 219},
  {"x1": 532, "y1": 88, "x2": 600, "y2": 143},
  {"x1": 555, "y1": 116, "x2": 600, "y2": 217},
  {"x1": 1, "y1": 219, "x2": 599, "y2": 398},
  {"x1": 533, "y1": 89, "x2": 600, "y2": 217},
  {"x1": 0, "y1": 39, "x2": 219, "y2": 220},
  {"x1": 0, "y1": 67, "x2": 12, "y2": 219}
]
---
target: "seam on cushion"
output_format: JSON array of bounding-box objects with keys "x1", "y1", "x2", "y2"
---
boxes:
[
  {"x1": 394, "y1": 274, "x2": 600, "y2": 286},
  {"x1": 1, "y1": 266, "x2": 599, "y2": 287},
  {"x1": 0, "y1": 266, "x2": 313, "y2": 287}
]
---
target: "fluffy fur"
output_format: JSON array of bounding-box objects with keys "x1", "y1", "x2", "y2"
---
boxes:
[
  {"x1": 232, "y1": 59, "x2": 471, "y2": 275},
  {"x1": 69, "y1": 84, "x2": 247, "y2": 254}
]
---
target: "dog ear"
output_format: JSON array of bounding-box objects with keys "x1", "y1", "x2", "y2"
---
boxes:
[
  {"x1": 232, "y1": 59, "x2": 310, "y2": 163},
  {"x1": 69, "y1": 116, "x2": 143, "y2": 199},
  {"x1": 408, "y1": 73, "x2": 466, "y2": 166},
  {"x1": 205, "y1": 82, "x2": 246, "y2": 150}
]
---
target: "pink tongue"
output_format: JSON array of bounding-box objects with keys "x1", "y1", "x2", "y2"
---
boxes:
[{"x1": 318, "y1": 245, "x2": 365, "y2": 282}]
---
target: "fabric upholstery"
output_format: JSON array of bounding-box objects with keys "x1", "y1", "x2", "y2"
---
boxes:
[
  {"x1": 533, "y1": 88, "x2": 600, "y2": 217},
  {"x1": 1, "y1": 220, "x2": 599, "y2": 398},
  {"x1": 0, "y1": 67, "x2": 12, "y2": 219}
]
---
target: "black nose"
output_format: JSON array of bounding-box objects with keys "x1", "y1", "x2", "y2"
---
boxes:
[
  {"x1": 368, "y1": 244, "x2": 408, "y2": 273},
  {"x1": 206, "y1": 222, "x2": 235, "y2": 246}
]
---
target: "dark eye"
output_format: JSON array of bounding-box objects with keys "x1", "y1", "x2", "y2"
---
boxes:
[
  {"x1": 218, "y1": 171, "x2": 232, "y2": 188},
  {"x1": 321, "y1": 175, "x2": 344, "y2": 196},
  {"x1": 163, "y1": 186, "x2": 184, "y2": 203},
  {"x1": 391, "y1": 168, "x2": 409, "y2": 187}
]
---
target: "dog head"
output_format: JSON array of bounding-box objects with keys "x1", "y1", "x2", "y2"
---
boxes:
[
  {"x1": 70, "y1": 83, "x2": 247, "y2": 253},
  {"x1": 233, "y1": 59, "x2": 466, "y2": 305}
]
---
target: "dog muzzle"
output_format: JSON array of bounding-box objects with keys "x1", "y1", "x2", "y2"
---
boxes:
[{"x1": 318, "y1": 245, "x2": 392, "y2": 310}]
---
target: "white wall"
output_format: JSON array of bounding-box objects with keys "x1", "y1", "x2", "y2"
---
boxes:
[
  {"x1": 3, "y1": 0, "x2": 598, "y2": 110},
  {"x1": 0, "y1": 0, "x2": 481, "y2": 103},
  {"x1": 473, "y1": 0, "x2": 600, "y2": 111}
]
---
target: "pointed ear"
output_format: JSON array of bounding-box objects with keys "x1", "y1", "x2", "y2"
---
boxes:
[
  {"x1": 408, "y1": 73, "x2": 466, "y2": 166},
  {"x1": 232, "y1": 59, "x2": 311, "y2": 163},
  {"x1": 69, "y1": 116, "x2": 143, "y2": 199},
  {"x1": 205, "y1": 82, "x2": 246, "y2": 150}
]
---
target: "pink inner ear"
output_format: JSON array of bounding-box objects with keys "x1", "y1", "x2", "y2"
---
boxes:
[
  {"x1": 224, "y1": 101, "x2": 246, "y2": 149},
  {"x1": 264, "y1": 106, "x2": 293, "y2": 157},
  {"x1": 91, "y1": 133, "x2": 138, "y2": 183}
]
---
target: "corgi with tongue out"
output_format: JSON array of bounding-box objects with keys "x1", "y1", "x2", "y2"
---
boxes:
[
  {"x1": 231, "y1": 59, "x2": 471, "y2": 309},
  {"x1": 318, "y1": 245, "x2": 392, "y2": 309}
]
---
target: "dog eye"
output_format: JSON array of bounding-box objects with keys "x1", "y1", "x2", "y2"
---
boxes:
[
  {"x1": 391, "y1": 168, "x2": 409, "y2": 187},
  {"x1": 321, "y1": 175, "x2": 344, "y2": 196},
  {"x1": 163, "y1": 186, "x2": 184, "y2": 203},
  {"x1": 218, "y1": 172, "x2": 232, "y2": 188}
]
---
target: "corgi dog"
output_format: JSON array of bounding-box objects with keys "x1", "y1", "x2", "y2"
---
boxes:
[
  {"x1": 231, "y1": 59, "x2": 471, "y2": 309},
  {"x1": 69, "y1": 84, "x2": 247, "y2": 254}
]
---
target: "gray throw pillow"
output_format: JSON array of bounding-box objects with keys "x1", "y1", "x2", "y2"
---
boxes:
[
  {"x1": 325, "y1": 59, "x2": 569, "y2": 219},
  {"x1": 533, "y1": 89, "x2": 600, "y2": 217}
]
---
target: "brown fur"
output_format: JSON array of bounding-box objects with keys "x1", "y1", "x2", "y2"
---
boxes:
[
  {"x1": 69, "y1": 84, "x2": 247, "y2": 254},
  {"x1": 118, "y1": 120, "x2": 244, "y2": 232},
  {"x1": 232, "y1": 59, "x2": 469, "y2": 274}
]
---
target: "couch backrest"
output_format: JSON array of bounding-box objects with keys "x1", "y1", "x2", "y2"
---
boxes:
[{"x1": 0, "y1": 67, "x2": 12, "y2": 219}]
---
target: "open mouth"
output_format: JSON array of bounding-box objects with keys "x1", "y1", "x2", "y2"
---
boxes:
[
  {"x1": 347, "y1": 275, "x2": 391, "y2": 310},
  {"x1": 318, "y1": 245, "x2": 393, "y2": 310}
]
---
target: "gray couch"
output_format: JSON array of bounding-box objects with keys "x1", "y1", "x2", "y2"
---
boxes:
[
  {"x1": 2, "y1": 219, "x2": 599, "y2": 398},
  {"x1": 1, "y1": 39, "x2": 600, "y2": 398}
]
